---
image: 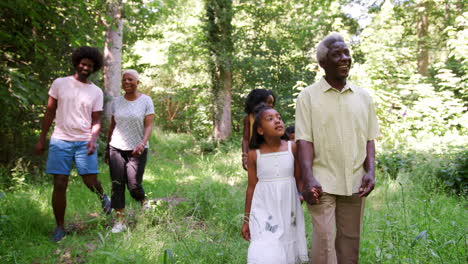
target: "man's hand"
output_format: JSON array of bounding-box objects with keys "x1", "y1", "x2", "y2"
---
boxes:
[
  {"x1": 34, "y1": 139, "x2": 46, "y2": 155},
  {"x1": 303, "y1": 177, "x2": 322, "y2": 204},
  {"x1": 86, "y1": 141, "x2": 97, "y2": 155},
  {"x1": 359, "y1": 172, "x2": 375, "y2": 197}
]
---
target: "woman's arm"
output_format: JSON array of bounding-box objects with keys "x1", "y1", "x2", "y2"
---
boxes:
[
  {"x1": 242, "y1": 149, "x2": 258, "y2": 241},
  {"x1": 132, "y1": 114, "x2": 154, "y2": 156},
  {"x1": 241, "y1": 115, "x2": 250, "y2": 170}
]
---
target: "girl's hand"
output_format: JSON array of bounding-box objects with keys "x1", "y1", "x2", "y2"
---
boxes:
[
  {"x1": 241, "y1": 222, "x2": 250, "y2": 241},
  {"x1": 242, "y1": 153, "x2": 248, "y2": 171}
]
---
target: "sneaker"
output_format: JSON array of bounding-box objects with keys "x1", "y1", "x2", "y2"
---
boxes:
[
  {"x1": 51, "y1": 227, "x2": 66, "y2": 242},
  {"x1": 111, "y1": 222, "x2": 127, "y2": 233},
  {"x1": 101, "y1": 194, "x2": 112, "y2": 215}
]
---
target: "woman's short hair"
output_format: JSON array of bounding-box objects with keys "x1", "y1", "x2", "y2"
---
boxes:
[
  {"x1": 71, "y1": 46, "x2": 103, "y2": 72},
  {"x1": 122, "y1": 69, "x2": 140, "y2": 80},
  {"x1": 316, "y1": 33, "x2": 345, "y2": 63},
  {"x1": 249, "y1": 104, "x2": 274, "y2": 149},
  {"x1": 244, "y1": 89, "x2": 276, "y2": 114}
]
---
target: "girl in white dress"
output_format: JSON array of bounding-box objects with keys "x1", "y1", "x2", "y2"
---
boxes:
[{"x1": 242, "y1": 106, "x2": 309, "y2": 264}]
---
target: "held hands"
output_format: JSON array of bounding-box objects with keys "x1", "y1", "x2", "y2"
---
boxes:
[
  {"x1": 359, "y1": 172, "x2": 375, "y2": 197},
  {"x1": 302, "y1": 178, "x2": 323, "y2": 205},
  {"x1": 241, "y1": 221, "x2": 250, "y2": 241}
]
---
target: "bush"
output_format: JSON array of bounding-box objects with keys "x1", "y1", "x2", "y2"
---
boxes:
[
  {"x1": 377, "y1": 147, "x2": 468, "y2": 195},
  {"x1": 435, "y1": 147, "x2": 468, "y2": 195},
  {"x1": 376, "y1": 150, "x2": 412, "y2": 180},
  {"x1": 0, "y1": 155, "x2": 47, "y2": 191}
]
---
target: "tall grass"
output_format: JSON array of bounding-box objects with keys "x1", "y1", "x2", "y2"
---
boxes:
[{"x1": 0, "y1": 130, "x2": 466, "y2": 263}]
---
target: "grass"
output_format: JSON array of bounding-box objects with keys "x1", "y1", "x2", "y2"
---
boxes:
[{"x1": 0, "y1": 130, "x2": 466, "y2": 263}]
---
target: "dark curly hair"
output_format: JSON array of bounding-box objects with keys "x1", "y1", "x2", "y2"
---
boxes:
[
  {"x1": 281, "y1": 125, "x2": 295, "y2": 140},
  {"x1": 244, "y1": 89, "x2": 276, "y2": 114},
  {"x1": 71, "y1": 46, "x2": 103, "y2": 73},
  {"x1": 249, "y1": 104, "x2": 277, "y2": 149}
]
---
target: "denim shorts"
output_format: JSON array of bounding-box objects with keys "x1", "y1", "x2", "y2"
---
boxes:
[{"x1": 46, "y1": 137, "x2": 99, "y2": 175}]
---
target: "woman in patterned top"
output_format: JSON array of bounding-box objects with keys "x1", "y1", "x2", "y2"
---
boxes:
[{"x1": 105, "y1": 69, "x2": 155, "y2": 233}]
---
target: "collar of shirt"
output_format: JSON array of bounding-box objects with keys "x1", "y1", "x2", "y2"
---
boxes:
[{"x1": 319, "y1": 77, "x2": 355, "y2": 93}]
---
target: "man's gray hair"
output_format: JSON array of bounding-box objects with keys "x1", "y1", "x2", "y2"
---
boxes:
[{"x1": 316, "y1": 33, "x2": 346, "y2": 63}]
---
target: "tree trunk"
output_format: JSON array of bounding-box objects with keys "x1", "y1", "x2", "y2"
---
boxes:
[
  {"x1": 205, "y1": 0, "x2": 234, "y2": 142},
  {"x1": 213, "y1": 68, "x2": 232, "y2": 140},
  {"x1": 103, "y1": 0, "x2": 123, "y2": 122},
  {"x1": 416, "y1": 1, "x2": 429, "y2": 76}
]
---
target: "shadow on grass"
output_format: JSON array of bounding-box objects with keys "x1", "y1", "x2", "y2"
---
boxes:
[{"x1": 0, "y1": 190, "x2": 54, "y2": 262}]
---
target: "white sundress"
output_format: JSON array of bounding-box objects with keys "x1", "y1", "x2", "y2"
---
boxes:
[{"x1": 247, "y1": 141, "x2": 309, "y2": 264}]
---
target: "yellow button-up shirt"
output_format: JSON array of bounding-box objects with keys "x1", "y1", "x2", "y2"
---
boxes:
[{"x1": 295, "y1": 77, "x2": 380, "y2": 196}]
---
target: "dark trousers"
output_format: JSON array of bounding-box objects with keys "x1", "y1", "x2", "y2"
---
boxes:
[{"x1": 109, "y1": 146, "x2": 148, "y2": 209}]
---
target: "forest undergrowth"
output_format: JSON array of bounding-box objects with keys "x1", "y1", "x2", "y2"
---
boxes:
[{"x1": 0, "y1": 130, "x2": 466, "y2": 263}]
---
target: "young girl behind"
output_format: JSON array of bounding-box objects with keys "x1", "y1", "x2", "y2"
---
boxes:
[
  {"x1": 242, "y1": 89, "x2": 276, "y2": 170},
  {"x1": 281, "y1": 125, "x2": 295, "y2": 141},
  {"x1": 242, "y1": 106, "x2": 308, "y2": 264}
]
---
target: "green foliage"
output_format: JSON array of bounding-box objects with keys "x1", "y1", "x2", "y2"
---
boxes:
[
  {"x1": 123, "y1": 0, "x2": 467, "y2": 150},
  {"x1": 377, "y1": 145, "x2": 468, "y2": 195},
  {"x1": 232, "y1": 0, "x2": 355, "y2": 127},
  {"x1": 126, "y1": 0, "x2": 213, "y2": 137},
  {"x1": 350, "y1": 0, "x2": 467, "y2": 149},
  {"x1": 0, "y1": 131, "x2": 466, "y2": 263},
  {"x1": 360, "y1": 175, "x2": 466, "y2": 263},
  {"x1": 435, "y1": 147, "x2": 468, "y2": 195},
  {"x1": 377, "y1": 149, "x2": 411, "y2": 180},
  {"x1": 0, "y1": 0, "x2": 107, "y2": 165},
  {"x1": 151, "y1": 87, "x2": 212, "y2": 136}
]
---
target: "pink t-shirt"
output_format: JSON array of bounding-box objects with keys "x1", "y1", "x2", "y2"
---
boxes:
[{"x1": 49, "y1": 76, "x2": 103, "y2": 141}]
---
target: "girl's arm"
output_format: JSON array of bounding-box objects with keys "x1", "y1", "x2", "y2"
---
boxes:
[
  {"x1": 241, "y1": 115, "x2": 250, "y2": 170},
  {"x1": 292, "y1": 142, "x2": 303, "y2": 193},
  {"x1": 242, "y1": 149, "x2": 258, "y2": 241}
]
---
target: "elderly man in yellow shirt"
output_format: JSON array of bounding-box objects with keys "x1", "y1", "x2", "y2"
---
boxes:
[{"x1": 295, "y1": 33, "x2": 380, "y2": 263}]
